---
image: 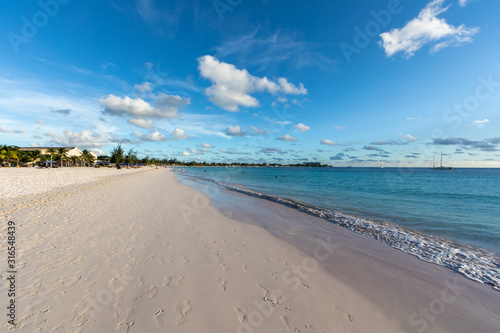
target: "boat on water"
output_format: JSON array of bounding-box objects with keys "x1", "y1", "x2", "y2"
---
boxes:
[{"x1": 431, "y1": 152, "x2": 453, "y2": 170}]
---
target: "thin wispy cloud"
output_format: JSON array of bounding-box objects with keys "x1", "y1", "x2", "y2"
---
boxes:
[
  {"x1": 214, "y1": 29, "x2": 336, "y2": 71},
  {"x1": 380, "y1": 0, "x2": 479, "y2": 58}
]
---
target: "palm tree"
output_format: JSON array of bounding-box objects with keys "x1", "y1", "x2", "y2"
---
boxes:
[
  {"x1": 31, "y1": 150, "x2": 41, "y2": 165},
  {"x1": 47, "y1": 148, "x2": 56, "y2": 168},
  {"x1": 81, "y1": 150, "x2": 94, "y2": 167},
  {"x1": 57, "y1": 148, "x2": 68, "y2": 167},
  {"x1": 69, "y1": 155, "x2": 78, "y2": 167}
]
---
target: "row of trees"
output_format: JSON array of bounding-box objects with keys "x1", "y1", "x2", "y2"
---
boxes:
[{"x1": 0, "y1": 145, "x2": 96, "y2": 167}]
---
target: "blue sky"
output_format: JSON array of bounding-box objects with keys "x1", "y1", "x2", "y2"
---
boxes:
[{"x1": 1, "y1": 0, "x2": 499, "y2": 166}]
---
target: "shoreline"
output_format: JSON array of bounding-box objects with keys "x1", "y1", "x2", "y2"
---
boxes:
[
  {"x1": 1, "y1": 168, "x2": 498, "y2": 332},
  {"x1": 177, "y1": 171, "x2": 500, "y2": 291}
]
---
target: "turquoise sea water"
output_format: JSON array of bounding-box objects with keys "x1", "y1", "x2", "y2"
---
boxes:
[{"x1": 177, "y1": 167, "x2": 500, "y2": 289}]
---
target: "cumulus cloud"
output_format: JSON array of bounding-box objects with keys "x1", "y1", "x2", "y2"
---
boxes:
[
  {"x1": 45, "y1": 130, "x2": 108, "y2": 148},
  {"x1": 293, "y1": 123, "x2": 310, "y2": 132},
  {"x1": 320, "y1": 139, "x2": 336, "y2": 146},
  {"x1": 333, "y1": 125, "x2": 346, "y2": 130},
  {"x1": 179, "y1": 151, "x2": 190, "y2": 156},
  {"x1": 199, "y1": 143, "x2": 214, "y2": 148},
  {"x1": 277, "y1": 134, "x2": 297, "y2": 142},
  {"x1": 400, "y1": 133, "x2": 419, "y2": 142},
  {"x1": 197, "y1": 55, "x2": 307, "y2": 112},
  {"x1": 171, "y1": 128, "x2": 188, "y2": 140},
  {"x1": 472, "y1": 119, "x2": 489, "y2": 128},
  {"x1": 99, "y1": 93, "x2": 189, "y2": 120},
  {"x1": 225, "y1": 125, "x2": 245, "y2": 137},
  {"x1": 133, "y1": 130, "x2": 168, "y2": 142},
  {"x1": 127, "y1": 118, "x2": 154, "y2": 129},
  {"x1": 379, "y1": 0, "x2": 479, "y2": 58}
]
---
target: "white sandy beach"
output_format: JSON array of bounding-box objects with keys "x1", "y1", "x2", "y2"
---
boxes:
[{"x1": 0, "y1": 168, "x2": 499, "y2": 332}]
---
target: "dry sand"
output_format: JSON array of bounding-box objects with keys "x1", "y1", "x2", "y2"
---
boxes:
[
  {"x1": 0, "y1": 167, "x2": 145, "y2": 199},
  {"x1": 0, "y1": 168, "x2": 498, "y2": 332}
]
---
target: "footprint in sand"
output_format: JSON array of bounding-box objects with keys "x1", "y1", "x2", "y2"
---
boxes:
[
  {"x1": 148, "y1": 286, "x2": 159, "y2": 298},
  {"x1": 163, "y1": 276, "x2": 172, "y2": 287},
  {"x1": 219, "y1": 280, "x2": 227, "y2": 291},
  {"x1": 183, "y1": 257, "x2": 190, "y2": 264},
  {"x1": 175, "y1": 300, "x2": 192, "y2": 325},
  {"x1": 55, "y1": 291, "x2": 66, "y2": 304},
  {"x1": 333, "y1": 305, "x2": 354, "y2": 322},
  {"x1": 234, "y1": 307, "x2": 247, "y2": 323},
  {"x1": 135, "y1": 277, "x2": 144, "y2": 288},
  {"x1": 280, "y1": 316, "x2": 301, "y2": 332},
  {"x1": 117, "y1": 309, "x2": 135, "y2": 332},
  {"x1": 176, "y1": 276, "x2": 185, "y2": 286},
  {"x1": 154, "y1": 309, "x2": 166, "y2": 328},
  {"x1": 220, "y1": 263, "x2": 229, "y2": 272},
  {"x1": 114, "y1": 303, "x2": 125, "y2": 318}
]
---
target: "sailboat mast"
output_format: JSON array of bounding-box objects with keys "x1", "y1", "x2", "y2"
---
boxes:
[{"x1": 440, "y1": 152, "x2": 443, "y2": 168}]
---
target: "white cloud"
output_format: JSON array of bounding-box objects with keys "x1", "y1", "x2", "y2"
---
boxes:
[
  {"x1": 293, "y1": 123, "x2": 311, "y2": 132},
  {"x1": 91, "y1": 148, "x2": 106, "y2": 156},
  {"x1": 199, "y1": 143, "x2": 214, "y2": 148},
  {"x1": 459, "y1": 0, "x2": 475, "y2": 6},
  {"x1": 379, "y1": 0, "x2": 479, "y2": 58},
  {"x1": 171, "y1": 128, "x2": 188, "y2": 140},
  {"x1": 400, "y1": 133, "x2": 419, "y2": 142},
  {"x1": 134, "y1": 82, "x2": 153, "y2": 94},
  {"x1": 179, "y1": 151, "x2": 190, "y2": 156},
  {"x1": 197, "y1": 55, "x2": 307, "y2": 112},
  {"x1": 127, "y1": 118, "x2": 153, "y2": 129},
  {"x1": 36, "y1": 119, "x2": 46, "y2": 124},
  {"x1": 99, "y1": 93, "x2": 189, "y2": 120},
  {"x1": 333, "y1": 125, "x2": 346, "y2": 130},
  {"x1": 320, "y1": 139, "x2": 337, "y2": 146},
  {"x1": 225, "y1": 125, "x2": 244, "y2": 137},
  {"x1": 277, "y1": 134, "x2": 297, "y2": 142},
  {"x1": 133, "y1": 130, "x2": 168, "y2": 142},
  {"x1": 472, "y1": 119, "x2": 489, "y2": 128},
  {"x1": 45, "y1": 130, "x2": 108, "y2": 148}
]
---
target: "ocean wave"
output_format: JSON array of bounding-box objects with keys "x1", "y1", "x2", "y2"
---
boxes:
[{"x1": 182, "y1": 173, "x2": 500, "y2": 291}]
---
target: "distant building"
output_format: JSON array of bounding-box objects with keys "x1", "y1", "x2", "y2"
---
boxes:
[
  {"x1": 302, "y1": 162, "x2": 322, "y2": 167},
  {"x1": 18, "y1": 147, "x2": 97, "y2": 161}
]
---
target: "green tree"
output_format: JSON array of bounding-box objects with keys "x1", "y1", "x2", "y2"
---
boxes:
[
  {"x1": 81, "y1": 150, "x2": 94, "y2": 167},
  {"x1": 47, "y1": 148, "x2": 56, "y2": 168},
  {"x1": 57, "y1": 148, "x2": 68, "y2": 167},
  {"x1": 110, "y1": 145, "x2": 124, "y2": 165}
]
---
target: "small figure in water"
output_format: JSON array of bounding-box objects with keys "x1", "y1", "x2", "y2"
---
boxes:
[{"x1": 204, "y1": 170, "x2": 206, "y2": 172}]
